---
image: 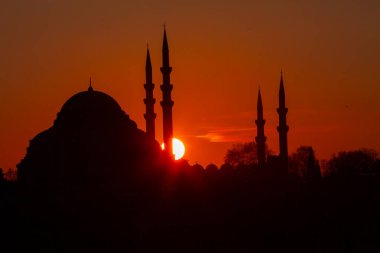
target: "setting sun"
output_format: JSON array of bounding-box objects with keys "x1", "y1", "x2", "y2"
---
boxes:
[{"x1": 161, "y1": 138, "x2": 186, "y2": 160}]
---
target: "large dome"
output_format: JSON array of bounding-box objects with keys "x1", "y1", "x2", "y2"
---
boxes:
[
  {"x1": 54, "y1": 87, "x2": 135, "y2": 128},
  {"x1": 18, "y1": 87, "x2": 162, "y2": 190}
]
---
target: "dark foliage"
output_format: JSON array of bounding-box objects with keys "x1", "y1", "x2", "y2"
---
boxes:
[
  {"x1": 325, "y1": 148, "x2": 379, "y2": 176},
  {"x1": 224, "y1": 141, "x2": 273, "y2": 168},
  {"x1": 289, "y1": 146, "x2": 321, "y2": 181},
  {"x1": 0, "y1": 168, "x2": 4, "y2": 182},
  {"x1": 224, "y1": 141, "x2": 257, "y2": 167}
]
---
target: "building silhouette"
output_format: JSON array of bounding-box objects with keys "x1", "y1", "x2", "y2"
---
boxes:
[
  {"x1": 160, "y1": 28, "x2": 174, "y2": 156},
  {"x1": 18, "y1": 28, "x2": 181, "y2": 191},
  {"x1": 4, "y1": 29, "x2": 380, "y2": 253},
  {"x1": 144, "y1": 47, "x2": 156, "y2": 140},
  {"x1": 17, "y1": 83, "x2": 162, "y2": 191},
  {"x1": 255, "y1": 87, "x2": 266, "y2": 168}
]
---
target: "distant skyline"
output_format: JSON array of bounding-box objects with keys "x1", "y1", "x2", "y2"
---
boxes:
[{"x1": 1, "y1": 0, "x2": 380, "y2": 169}]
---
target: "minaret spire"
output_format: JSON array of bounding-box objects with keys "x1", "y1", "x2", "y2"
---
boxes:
[
  {"x1": 160, "y1": 27, "x2": 174, "y2": 157},
  {"x1": 144, "y1": 47, "x2": 156, "y2": 140},
  {"x1": 277, "y1": 72, "x2": 289, "y2": 171},
  {"x1": 255, "y1": 85, "x2": 266, "y2": 168},
  {"x1": 88, "y1": 77, "x2": 93, "y2": 92}
]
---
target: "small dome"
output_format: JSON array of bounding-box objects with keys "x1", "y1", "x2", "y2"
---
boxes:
[
  {"x1": 205, "y1": 163, "x2": 218, "y2": 174},
  {"x1": 220, "y1": 163, "x2": 234, "y2": 173},
  {"x1": 192, "y1": 163, "x2": 204, "y2": 172}
]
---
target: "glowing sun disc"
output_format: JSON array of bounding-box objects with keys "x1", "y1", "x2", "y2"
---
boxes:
[{"x1": 161, "y1": 138, "x2": 186, "y2": 160}]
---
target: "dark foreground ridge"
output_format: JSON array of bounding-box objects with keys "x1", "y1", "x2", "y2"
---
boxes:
[{"x1": 0, "y1": 87, "x2": 379, "y2": 253}]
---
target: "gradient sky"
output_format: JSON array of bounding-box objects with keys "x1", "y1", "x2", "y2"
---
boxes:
[{"x1": 0, "y1": 0, "x2": 380, "y2": 170}]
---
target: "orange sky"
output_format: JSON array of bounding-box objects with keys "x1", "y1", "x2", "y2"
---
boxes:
[{"x1": 0, "y1": 0, "x2": 380, "y2": 169}]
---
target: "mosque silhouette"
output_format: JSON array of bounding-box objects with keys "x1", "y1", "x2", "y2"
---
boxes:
[
  {"x1": 13, "y1": 27, "x2": 295, "y2": 251},
  {"x1": 0, "y1": 28, "x2": 378, "y2": 253},
  {"x1": 18, "y1": 27, "x2": 291, "y2": 187}
]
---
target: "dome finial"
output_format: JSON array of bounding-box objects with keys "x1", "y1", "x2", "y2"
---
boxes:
[{"x1": 88, "y1": 77, "x2": 93, "y2": 92}]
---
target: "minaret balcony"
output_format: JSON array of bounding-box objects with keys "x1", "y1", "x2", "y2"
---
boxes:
[
  {"x1": 160, "y1": 100, "x2": 174, "y2": 107},
  {"x1": 160, "y1": 84, "x2": 173, "y2": 92},
  {"x1": 160, "y1": 66, "x2": 172, "y2": 74},
  {"x1": 277, "y1": 107, "x2": 288, "y2": 114}
]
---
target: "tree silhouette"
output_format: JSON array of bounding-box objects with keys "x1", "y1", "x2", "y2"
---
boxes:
[
  {"x1": 5, "y1": 168, "x2": 17, "y2": 181},
  {"x1": 224, "y1": 141, "x2": 274, "y2": 168},
  {"x1": 0, "y1": 168, "x2": 4, "y2": 182},
  {"x1": 326, "y1": 148, "x2": 379, "y2": 176},
  {"x1": 289, "y1": 146, "x2": 320, "y2": 180},
  {"x1": 306, "y1": 147, "x2": 321, "y2": 181},
  {"x1": 224, "y1": 141, "x2": 257, "y2": 168}
]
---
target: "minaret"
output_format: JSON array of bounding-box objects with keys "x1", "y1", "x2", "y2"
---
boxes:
[
  {"x1": 144, "y1": 47, "x2": 156, "y2": 139},
  {"x1": 255, "y1": 87, "x2": 266, "y2": 168},
  {"x1": 160, "y1": 28, "x2": 174, "y2": 156},
  {"x1": 277, "y1": 72, "x2": 289, "y2": 168}
]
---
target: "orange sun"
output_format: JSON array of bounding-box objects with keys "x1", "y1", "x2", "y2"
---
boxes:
[{"x1": 161, "y1": 138, "x2": 186, "y2": 160}]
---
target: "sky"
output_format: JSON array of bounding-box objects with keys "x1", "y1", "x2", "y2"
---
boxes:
[{"x1": 0, "y1": 0, "x2": 380, "y2": 170}]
